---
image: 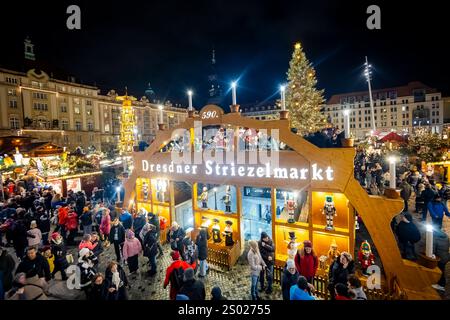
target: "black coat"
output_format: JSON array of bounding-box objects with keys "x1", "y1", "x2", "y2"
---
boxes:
[
  {"x1": 38, "y1": 213, "x2": 51, "y2": 233},
  {"x1": 51, "y1": 242, "x2": 69, "y2": 270},
  {"x1": 133, "y1": 216, "x2": 146, "y2": 235},
  {"x1": 328, "y1": 260, "x2": 355, "y2": 286},
  {"x1": 196, "y1": 229, "x2": 208, "y2": 261},
  {"x1": 109, "y1": 224, "x2": 126, "y2": 244},
  {"x1": 143, "y1": 231, "x2": 158, "y2": 258},
  {"x1": 79, "y1": 211, "x2": 93, "y2": 226},
  {"x1": 16, "y1": 253, "x2": 51, "y2": 281},
  {"x1": 89, "y1": 281, "x2": 109, "y2": 300},
  {"x1": 11, "y1": 219, "x2": 29, "y2": 251},
  {"x1": 148, "y1": 214, "x2": 160, "y2": 234},
  {"x1": 168, "y1": 227, "x2": 185, "y2": 252},
  {"x1": 422, "y1": 188, "x2": 436, "y2": 204},
  {"x1": 105, "y1": 265, "x2": 128, "y2": 300},
  {"x1": 0, "y1": 250, "x2": 16, "y2": 291},
  {"x1": 258, "y1": 239, "x2": 275, "y2": 266},
  {"x1": 281, "y1": 268, "x2": 299, "y2": 300},
  {"x1": 179, "y1": 279, "x2": 206, "y2": 300},
  {"x1": 396, "y1": 221, "x2": 421, "y2": 244}
]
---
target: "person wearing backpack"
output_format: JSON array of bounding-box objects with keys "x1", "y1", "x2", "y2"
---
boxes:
[
  {"x1": 396, "y1": 213, "x2": 421, "y2": 260},
  {"x1": 163, "y1": 250, "x2": 191, "y2": 300}
]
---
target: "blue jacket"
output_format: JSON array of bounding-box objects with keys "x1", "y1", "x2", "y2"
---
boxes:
[
  {"x1": 427, "y1": 201, "x2": 450, "y2": 220},
  {"x1": 289, "y1": 285, "x2": 315, "y2": 300},
  {"x1": 119, "y1": 212, "x2": 133, "y2": 230}
]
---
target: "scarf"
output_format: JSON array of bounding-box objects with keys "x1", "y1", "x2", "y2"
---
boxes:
[{"x1": 112, "y1": 271, "x2": 121, "y2": 290}]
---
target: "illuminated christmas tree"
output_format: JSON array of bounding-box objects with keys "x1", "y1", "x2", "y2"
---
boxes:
[
  {"x1": 117, "y1": 90, "x2": 137, "y2": 155},
  {"x1": 286, "y1": 42, "x2": 326, "y2": 134}
]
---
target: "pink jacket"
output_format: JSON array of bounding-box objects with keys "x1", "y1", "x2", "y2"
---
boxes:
[
  {"x1": 100, "y1": 214, "x2": 111, "y2": 235},
  {"x1": 122, "y1": 237, "x2": 142, "y2": 260},
  {"x1": 28, "y1": 228, "x2": 42, "y2": 247}
]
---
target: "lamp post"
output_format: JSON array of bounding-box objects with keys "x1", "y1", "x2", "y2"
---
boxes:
[
  {"x1": 388, "y1": 156, "x2": 397, "y2": 189},
  {"x1": 364, "y1": 56, "x2": 376, "y2": 133},
  {"x1": 214, "y1": 187, "x2": 218, "y2": 210},
  {"x1": 343, "y1": 109, "x2": 351, "y2": 139}
]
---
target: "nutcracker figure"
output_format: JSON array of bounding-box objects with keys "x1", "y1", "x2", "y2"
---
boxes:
[
  {"x1": 358, "y1": 240, "x2": 375, "y2": 276},
  {"x1": 322, "y1": 195, "x2": 337, "y2": 230},
  {"x1": 214, "y1": 128, "x2": 226, "y2": 150},
  {"x1": 156, "y1": 179, "x2": 167, "y2": 202},
  {"x1": 212, "y1": 218, "x2": 222, "y2": 243},
  {"x1": 221, "y1": 186, "x2": 232, "y2": 212},
  {"x1": 222, "y1": 220, "x2": 234, "y2": 246},
  {"x1": 285, "y1": 231, "x2": 301, "y2": 260},
  {"x1": 327, "y1": 239, "x2": 340, "y2": 268},
  {"x1": 285, "y1": 193, "x2": 297, "y2": 224},
  {"x1": 142, "y1": 181, "x2": 149, "y2": 201},
  {"x1": 198, "y1": 186, "x2": 209, "y2": 209}
]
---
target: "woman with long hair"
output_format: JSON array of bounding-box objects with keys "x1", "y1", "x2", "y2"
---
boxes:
[
  {"x1": 247, "y1": 240, "x2": 266, "y2": 300},
  {"x1": 294, "y1": 240, "x2": 318, "y2": 284},
  {"x1": 104, "y1": 261, "x2": 128, "y2": 300}
]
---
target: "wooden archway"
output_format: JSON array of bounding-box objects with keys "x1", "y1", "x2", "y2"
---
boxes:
[{"x1": 123, "y1": 105, "x2": 441, "y2": 299}]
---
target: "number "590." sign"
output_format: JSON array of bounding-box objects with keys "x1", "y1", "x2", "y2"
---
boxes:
[{"x1": 201, "y1": 110, "x2": 218, "y2": 119}]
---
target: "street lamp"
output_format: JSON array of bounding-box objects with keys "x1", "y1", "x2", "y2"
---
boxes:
[
  {"x1": 364, "y1": 57, "x2": 376, "y2": 132},
  {"x1": 280, "y1": 85, "x2": 286, "y2": 111},
  {"x1": 343, "y1": 109, "x2": 351, "y2": 139},
  {"x1": 187, "y1": 90, "x2": 193, "y2": 111},
  {"x1": 231, "y1": 81, "x2": 237, "y2": 106},
  {"x1": 213, "y1": 187, "x2": 218, "y2": 210}
]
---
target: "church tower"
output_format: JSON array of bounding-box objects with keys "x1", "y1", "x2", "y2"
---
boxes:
[
  {"x1": 207, "y1": 49, "x2": 223, "y2": 105},
  {"x1": 24, "y1": 37, "x2": 35, "y2": 61}
]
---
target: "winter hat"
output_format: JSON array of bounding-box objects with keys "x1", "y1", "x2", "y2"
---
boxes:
[
  {"x1": 171, "y1": 250, "x2": 180, "y2": 260},
  {"x1": 211, "y1": 286, "x2": 222, "y2": 299},
  {"x1": 261, "y1": 231, "x2": 269, "y2": 240},
  {"x1": 183, "y1": 268, "x2": 195, "y2": 282},
  {"x1": 79, "y1": 248, "x2": 90, "y2": 259},
  {"x1": 286, "y1": 260, "x2": 295, "y2": 270},
  {"x1": 51, "y1": 232, "x2": 61, "y2": 241},
  {"x1": 303, "y1": 240, "x2": 312, "y2": 248}
]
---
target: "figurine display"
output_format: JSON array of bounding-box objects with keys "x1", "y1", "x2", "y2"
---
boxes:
[
  {"x1": 284, "y1": 192, "x2": 297, "y2": 224},
  {"x1": 142, "y1": 181, "x2": 149, "y2": 201},
  {"x1": 222, "y1": 220, "x2": 234, "y2": 246},
  {"x1": 322, "y1": 195, "x2": 337, "y2": 230},
  {"x1": 214, "y1": 127, "x2": 226, "y2": 150},
  {"x1": 212, "y1": 218, "x2": 222, "y2": 243},
  {"x1": 200, "y1": 216, "x2": 211, "y2": 240},
  {"x1": 285, "y1": 231, "x2": 301, "y2": 260},
  {"x1": 319, "y1": 255, "x2": 328, "y2": 270},
  {"x1": 358, "y1": 240, "x2": 375, "y2": 276},
  {"x1": 327, "y1": 239, "x2": 341, "y2": 267},
  {"x1": 156, "y1": 179, "x2": 167, "y2": 202},
  {"x1": 198, "y1": 186, "x2": 209, "y2": 209},
  {"x1": 221, "y1": 186, "x2": 232, "y2": 212}
]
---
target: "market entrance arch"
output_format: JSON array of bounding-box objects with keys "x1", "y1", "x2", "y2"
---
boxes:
[{"x1": 123, "y1": 104, "x2": 440, "y2": 299}]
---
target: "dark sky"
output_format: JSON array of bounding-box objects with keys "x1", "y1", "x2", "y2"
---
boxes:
[{"x1": 1, "y1": 0, "x2": 449, "y2": 107}]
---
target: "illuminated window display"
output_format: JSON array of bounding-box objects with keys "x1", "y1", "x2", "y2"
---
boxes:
[
  {"x1": 196, "y1": 183, "x2": 237, "y2": 213},
  {"x1": 275, "y1": 188, "x2": 309, "y2": 224},
  {"x1": 311, "y1": 191, "x2": 349, "y2": 232},
  {"x1": 174, "y1": 181, "x2": 194, "y2": 230},
  {"x1": 241, "y1": 186, "x2": 272, "y2": 240}
]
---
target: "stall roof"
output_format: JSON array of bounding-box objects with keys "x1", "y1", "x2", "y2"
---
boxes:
[
  {"x1": 378, "y1": 131, "x2": 407, "y2": 143},
  {"x1": 0, "y1": 135, "x2": 64, "y2": 157}
]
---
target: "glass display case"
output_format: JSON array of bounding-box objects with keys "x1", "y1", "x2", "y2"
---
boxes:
[
  {"x1": 196, "y1": 183, "x2": 237, "y2": 213},
  {"x1": 241, "y1": 186, "x2": 272, "y2": 241},
  {"x1": 275, "y1": 188, "x2": 309, "y2": 225},
  {"x1": 311, "y1": 191, "x2": 349, "y2": 232}
]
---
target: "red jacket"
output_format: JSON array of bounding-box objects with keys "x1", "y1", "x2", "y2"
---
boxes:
[
  {"x1": 295, "y1": 252, "x2": 318, "y2": 279},
  {"x1": 164, "y1": 259, "x2": 191, "y2": 288},
  {"x1": 58, "y1": 207, "x2": 69, "y2": 226},
  {"x1": 65, "y1": 212, "x2": 78, "y2": 231}
]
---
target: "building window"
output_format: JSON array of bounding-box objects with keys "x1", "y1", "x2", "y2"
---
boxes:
[
  {"x1": 7, "y1": 89, "x2": 17, "y2": 96},
  {"x1": 74, "y1": 106, "x2": 81, "y2": 114},
  {"x1": 104, "y1": 112, "x2": 108, "y2": 119},
  {"x1": 75, "y1": 121, "x2": 82, "y2": 131},
  {"x1": 9, "y1": 116, "x2": 20, "y2": 129},
  {"x1": 6, "y1": 77, "x2": 18, "y2": 84},
  {"x1": 89, "y1": 134, "x2": 94, "y2": 142},
  {"x1": 60, "y1": 105, "x2": 67, "y2": 113},
  {"x1": 73, "y1": 98, "x2": 80, "y2": 105},
  {"x1": 86, "y1": 100, "x2": 92, "y2": 106},
  {"x1": 32, "y1": 92, "x2": 48, "y2": 99},
  {"x1": 9, "y1": 100, "x2": 18, "y2": 108},
  {"x1": 33, "y1": 102, "x2": 48, "y2": 111},
  {"x1": 87, "y1": 122, "x2": 94, "y2": 131},
  {"x1": 86, "y1": 108, "x2": 93, "y2": 116},
  {"x1": 61, "y1": 120, "x2": 69, "y2": 130},
  {"x1": 104, "y1": 124, "x2": 110, "y2": 132}
]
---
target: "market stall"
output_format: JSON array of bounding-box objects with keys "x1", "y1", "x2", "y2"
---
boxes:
[{"x1": 123, "y1": 104, "x2": 441, "y2": 299}]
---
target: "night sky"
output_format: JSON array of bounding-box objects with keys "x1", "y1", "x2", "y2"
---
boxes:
[{"x1": 1, "y1": 0, "x2": 449, "y2": 107}]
